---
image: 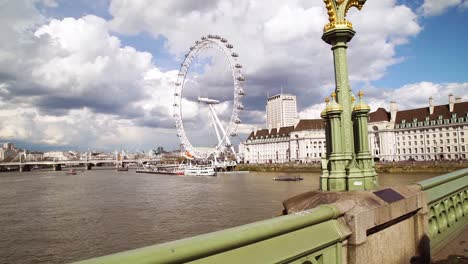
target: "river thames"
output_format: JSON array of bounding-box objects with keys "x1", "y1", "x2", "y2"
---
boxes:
[{"x1": 0, "y1": 169, "x2": 439, "y2": 263}]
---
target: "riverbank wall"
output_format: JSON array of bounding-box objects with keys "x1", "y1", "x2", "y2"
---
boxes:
[{"x1": 236, "y1": 161, "x2": 468, "y2": 173}]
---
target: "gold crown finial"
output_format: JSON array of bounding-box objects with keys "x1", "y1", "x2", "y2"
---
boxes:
[
  {"x1": 351, "y1": 96, "x2": 356, "y2": 103},
  {"x1": 358, "y1": 90, "x2": 364, "y2": 99},
  {"x1": 325, "y1": 96, "x2": 330, "y2": 103},
  {"x1": 331, "y1": 91, "x2": 336, "y2": 100}
]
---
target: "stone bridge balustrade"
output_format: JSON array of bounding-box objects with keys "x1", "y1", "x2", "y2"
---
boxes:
[{"x1": 417, "y1": 168, "x2": 468, "y2": 253}]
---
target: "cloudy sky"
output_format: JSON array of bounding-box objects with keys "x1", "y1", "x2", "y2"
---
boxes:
[{"x1": 0, "y1": 0, "x2": 467, "y2": 152}]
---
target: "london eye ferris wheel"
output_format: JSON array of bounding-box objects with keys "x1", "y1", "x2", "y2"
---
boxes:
[{"x1": 173, "y1": 34, "x2": 245, "y2": 160}]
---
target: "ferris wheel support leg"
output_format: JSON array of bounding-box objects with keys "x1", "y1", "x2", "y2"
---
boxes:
[
  {"x1": 209, "y1": 105, "x2": 238, "y2": 160},
  {"x1": 209, "y1": 105, "x2": 223, "y2": 145}
]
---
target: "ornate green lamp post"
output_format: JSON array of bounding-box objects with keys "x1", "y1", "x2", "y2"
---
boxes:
[{"x1": 320, "y1": 0, "x2": 378, "y2": 191}]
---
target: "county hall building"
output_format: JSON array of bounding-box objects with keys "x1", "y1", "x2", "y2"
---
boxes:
[{"x1": 240, "y1": 94, "x2": 468, "y2": 163}]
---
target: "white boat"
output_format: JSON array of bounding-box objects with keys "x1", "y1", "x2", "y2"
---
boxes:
[{"x1": 184, "y1": 165, "x2": 216, "y2": 176}]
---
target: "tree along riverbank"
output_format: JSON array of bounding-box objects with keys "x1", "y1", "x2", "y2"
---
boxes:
[{"x1": 236, "y1": 161, "x2": 468, "y2": 173}]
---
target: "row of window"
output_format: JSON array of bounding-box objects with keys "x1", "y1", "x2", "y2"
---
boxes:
[
  {"x1": 398, "y1": 131, "x2": 465, "y2": 141},
  {"x1": 397, "y1": 145, "x2": 466, "y2": 155},
  {"x1": 396, "y1": 126, "x2": 467, "y2": 135},
  {"x1": 398, "y1": 138, "x2": 465, "y2": 146},
  {"x1": 397, "y1": 154, "x2": 466, "y2": 160}
]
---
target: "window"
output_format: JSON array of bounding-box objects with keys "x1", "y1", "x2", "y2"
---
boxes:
[
  {"x1": 427, "y1": 140, "x2": 430, "y2": 145},
  {"x1": 462, "y1": 132, "x2": 465, "y2": 136},
  {"x1": 446, "y1": 133, "x2": 450, "y2": 137},
  {"x1": 420, "y1": 135, "x2": 423, "y2": 139},
  {"x1": 421, "y1": 141, "x2": 424, "y2": 145},
  {"x1": 426, "y1": 134, "x2": 429, "y2": 138},
  {"x1": 453, "y1": 132, "x2": 457, "y2": 136},
  {"x1": 455, "y1": 146, "x2": 458, "y2": 152},
  {"x1": 447, "y1": 146, "x2": 451, "y2": 152},
  {"x1": 462, "y1": 138, "x2": 465, "y2": 143},
  {"x1": 440, "y1": 139, "x2": 443, "y2": 144},
  {"x1": 454, "y1": 139, "x2": 458, "y2": 143},
  {"x1": 433, "y1": 134, "x2": 436, "y2": 138},
  {"x1": 447, "y1": 139, "x2": 450, "y2": 144},
  {"x1": 439, "y1": 133, "x2": 443, "y2": 138},
  {"x1": 409, "y1": 142, "x2": 412, "y2": 146}
]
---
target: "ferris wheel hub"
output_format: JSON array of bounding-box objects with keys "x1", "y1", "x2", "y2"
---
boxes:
[{"x1": 198, "y1": 97, "x2": 220, "y2": 105}]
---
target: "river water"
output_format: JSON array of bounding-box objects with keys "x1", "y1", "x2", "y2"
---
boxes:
[{"x1": 0, "y1": 169, "x2": 439, "y2": 263}]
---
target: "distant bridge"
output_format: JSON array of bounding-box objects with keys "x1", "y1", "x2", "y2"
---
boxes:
[{"x1": 0, "y1": 159, "x2": 162, "y2": 172}]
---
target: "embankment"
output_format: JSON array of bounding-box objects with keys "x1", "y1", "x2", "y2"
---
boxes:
[{"x1": 236, "y1": 161, "x2": 468, "y2": 173}]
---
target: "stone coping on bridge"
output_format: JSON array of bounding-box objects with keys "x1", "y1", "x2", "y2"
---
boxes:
[{"x1": 73, "y1": 202, "x2": 353, "y2": 264}]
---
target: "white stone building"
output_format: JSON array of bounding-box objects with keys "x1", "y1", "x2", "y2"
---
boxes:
[
  {"x1": 241, "y1": 95, "x2": 468, "y2": 164},
  {"x1": 266, "y1": 94, "x2": 298, "y2": 128},
  {"x1": 0, "y1": 142, "x2": 21, "y2": 161},
  {"x1": 385, "y1": 95, "x2": 468, "y2": 161}
]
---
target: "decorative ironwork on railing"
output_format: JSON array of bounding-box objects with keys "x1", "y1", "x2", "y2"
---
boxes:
[{"x1": 416, "y1": 168, "x2": 468, "y2": 253}]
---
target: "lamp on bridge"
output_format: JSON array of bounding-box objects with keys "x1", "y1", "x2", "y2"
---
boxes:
[{"x1": 319, "y1": 0, "x2": 377, "y2": 192}]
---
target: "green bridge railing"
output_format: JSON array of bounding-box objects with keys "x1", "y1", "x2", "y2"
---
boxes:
[
  {"x1": 416, "y1": 167, "x2": 468, "y2": 253},
  {"x1": 74, "y1": 169, "x2": 468, "y2": 264},
  {"x1": 75, "y1": 204, "x2": 351, "y2": 264}
]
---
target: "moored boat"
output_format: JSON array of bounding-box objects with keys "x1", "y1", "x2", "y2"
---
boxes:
[
  {"x1": 184, "y1": 165, "x2": 216, "y2": 176},
  {"x1": 273, "y1": 176, "x2": 303, "y2": 181},
  {"x1": 66, "y1": 169, "x2": 77, "y2": 175}
]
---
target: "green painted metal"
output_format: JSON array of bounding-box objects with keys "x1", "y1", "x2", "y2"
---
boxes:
[
  {"x1": 416, "y1": 168, "x2": 468, "y2": 253},
  {"x1": 73, "y1": 205, "x2": 349, "y2": 264},
  {"x1": 320, "y1": 0, "x2": 377, "y2": 191}
]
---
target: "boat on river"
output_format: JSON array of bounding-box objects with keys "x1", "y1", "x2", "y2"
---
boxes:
[
  {"x1": 184, "y1": 165, "x2": 216, "y2": 176},
  {"x1": 273, "y1": 176, "x2": 303, "y2": 181},
  {"x1": 66, "y1": 169, "x2": 77, "y2": 175}
]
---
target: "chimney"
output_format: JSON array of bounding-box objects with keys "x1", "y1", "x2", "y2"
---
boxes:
[
  {"x1": 456, "y1": 96, "x2": 462, "y2": 103},
  {"x1": 254, "y1": 126, "x2": 258, "y2": 136},
  {"x1": 429, "y1": 97, "x2": 434, "y2": 115},
  {"x1": 390, "y1": 101, "x2": 398, "y2": 123},
  {"x1": 449, "y1": 94, "x2": 455, "y2": 112}
]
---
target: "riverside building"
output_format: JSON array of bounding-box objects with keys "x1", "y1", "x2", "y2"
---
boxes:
[{"x1": 240, "y1": 95, "x2": 468, "y2": 163}]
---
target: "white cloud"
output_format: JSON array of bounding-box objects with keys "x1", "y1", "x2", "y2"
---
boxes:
[
  {"x1": 364, "y1": 82, "x2": 468, "y2": 112},
  {"x1": 0, "y1": 0, "x2": 464, "y2": 152},
  {"x1": 420, "y1": 0, "x2": 467, "y2": 16},
  {"x1": 0, "y1": 2, "x2": 182, "y2": 151},
  {"x1": 108, "y1": 0, "x2": 421, "y2": 103}
]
